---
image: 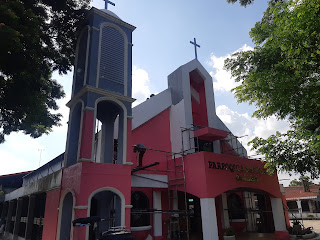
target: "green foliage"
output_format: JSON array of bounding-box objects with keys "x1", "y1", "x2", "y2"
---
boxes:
[
  {"x1": 226, "y1": 0, "x2": 283, "y2": 7},
  {"x1": 289, "y1": 176, "x2": 313, "y2": 186},
  {"x1": 0, "y1": 0, "x2": 90, "y2": 142},
  {"x1": 224, "y1": 0, "x2": 320, "y2": 177},
  {"x1": 289, "y1": 179, "x2": 302, "y2": 186},
  {"x1": 226, "y1": 0, "x2": 255, "y2": 7}
]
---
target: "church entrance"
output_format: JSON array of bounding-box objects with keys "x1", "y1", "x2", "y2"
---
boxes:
[
  {"x1": 185, "y1": 193, "x2": 202, "y2": 240},
  {"x1": 171, "y1": 192, "x2": 202, "y2": 240},
  {"x1": 89, "y1": 190, "x2": 122, "y2": 239},
  {"x1": 222, "y1": 189, "x2": 275, "y2": 234}
]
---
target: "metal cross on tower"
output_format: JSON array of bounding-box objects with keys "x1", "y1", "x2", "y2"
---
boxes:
[
  {"x1": 104, "y1": 0, "x2": 115, "y2": 9},
  {"x1": 190, "y1": 38, "x2": 200, "y2": 60}
]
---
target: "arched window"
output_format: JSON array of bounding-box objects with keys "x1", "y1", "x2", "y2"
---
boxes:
[
  {"x1": 227, "y1": 193, "x2": 245, "y2": 220},
  {"x1": 131, "y1": 191, "x2": 150, "y2": 227}
]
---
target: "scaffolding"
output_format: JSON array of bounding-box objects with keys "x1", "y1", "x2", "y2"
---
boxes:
[
  {"x1": 220, "y1": 132, "x2": 247, "y2": 157},
  {"x1": 180, "y1": 125, "x2": 247, "y2": 159},
  {"x1": 131, "y1": 125, "x2": 249, "y2": 239},
  {"x1": 131, "y1": 127, "x2": 191, "y2": 240}
]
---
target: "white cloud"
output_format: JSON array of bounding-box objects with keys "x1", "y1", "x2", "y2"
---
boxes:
[
  {"x1": 0, "y1": 71, "x2": 73, "y2": 175},
  {"x1": 132, "y1": 66, "x2": 151, "y2": 106},
  {"x1": 208, "y1": 44, "x2": 253, "y2": 92},
  {"x1": 0, "y1": 133, "x2": 44, "y2": 175},
  {"x1": 216, "y1": 105, "x2": 289, "y2": 157}
]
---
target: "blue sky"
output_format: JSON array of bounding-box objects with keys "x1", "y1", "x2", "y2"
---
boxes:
[{"x1": 1, "y1": 0, "x2": 300, "y2": 185}]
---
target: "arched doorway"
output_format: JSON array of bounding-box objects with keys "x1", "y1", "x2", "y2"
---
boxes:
[
  {"x1": 221, "y1": 189, "x2": 275, "y2": 234},
  {"x1": 169, "y1": 191, "x2": 203, "y2": 239},
  {"x1": 59, "y1": 192, "x2": 74, "y2": 240},
  {"x1": 89, "y1": 190, "x2": 122, "y2": 238}
]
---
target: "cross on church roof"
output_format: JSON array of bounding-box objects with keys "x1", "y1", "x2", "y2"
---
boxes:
[
  {"x1": 190, "y1": 38, "x2": 200, "y2": 60},
  {"x1": 104, "y1": 0, "x2": 115, "y2": 9}
]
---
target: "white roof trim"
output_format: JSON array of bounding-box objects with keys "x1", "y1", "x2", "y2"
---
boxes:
[{"x1": 132, "y1": 89, "x2": 172, "y2": 130}]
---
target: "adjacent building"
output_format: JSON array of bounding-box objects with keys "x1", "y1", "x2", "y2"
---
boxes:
[{"x1": 285, "y1": 185, "x2": 320, "y2": 220}]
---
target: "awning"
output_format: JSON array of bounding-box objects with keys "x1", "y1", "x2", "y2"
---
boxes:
[{"x1": 194, "y1": 127, "x2": 228, "y2": 142}]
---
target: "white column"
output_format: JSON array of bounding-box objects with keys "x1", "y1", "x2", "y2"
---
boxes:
[
  {"x1": 297, "y1": 199, "x2": 302, "y2": 217},
  {"x1": 221, "y1": 193, "x2": 230, "y2": 228},
  {"x1": 153, "y1": 191, "x2": 162, "y2": 237},
  {"x1": 200, "y1": 198, "x2": 219, "y2": 240},
  {"x1": 271, "y1": 198, "x2": 287, "y2": 231}
]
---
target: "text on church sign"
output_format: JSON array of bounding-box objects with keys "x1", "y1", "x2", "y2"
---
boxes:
[{"x1": 208, "y1": 161, "x2": 269, "y2": 182}]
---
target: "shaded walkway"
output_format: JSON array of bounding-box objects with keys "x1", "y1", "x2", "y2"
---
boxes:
[
  {"x1": 188, "y1": 232, "x2": 280, "y2": 240},
  {"x1": 237, "y1": 233, "x2": 281, "y2": 240}
]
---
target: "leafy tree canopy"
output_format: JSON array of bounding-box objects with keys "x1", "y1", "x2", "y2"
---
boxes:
[
  {"x1": 289, "y1": 176, "x2": 313, "y2": 187},
  {"x1": 226, "y1": 0, "x2": 255, "y2": 7},
  {"x1": 0, "y1": 0, "x2": 90, "y2": 143},
  {"x1": 224, "y1": 0, "x2": 320, "y2": 177}
]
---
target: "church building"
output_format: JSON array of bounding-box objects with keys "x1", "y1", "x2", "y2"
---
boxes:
[{"x1": 0, "y1": 5, "x2": 291, "y2": 240}]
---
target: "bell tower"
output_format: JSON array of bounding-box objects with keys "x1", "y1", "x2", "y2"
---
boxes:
[{"x1": 65, "y1": 7, "x2": 136, "y2": 167}]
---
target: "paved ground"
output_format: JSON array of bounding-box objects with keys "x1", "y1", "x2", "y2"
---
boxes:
[
  {"x1": 1, "y1": 221, "x2": 320, "y2": 240},
  {"x1": 237, "y1": 233, "x2": 281, "y2": 240},
  {"x1": 293, "y1": 220, "x2": 320, "y2": 232}
]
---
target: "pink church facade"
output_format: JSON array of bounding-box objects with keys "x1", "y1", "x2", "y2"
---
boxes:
[{"x1": 0, "y1": 7, "x2": 290, "y2": 240}]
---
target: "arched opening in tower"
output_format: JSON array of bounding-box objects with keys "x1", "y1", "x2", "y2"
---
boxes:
[{"x1": 94, "y1": 100, "x2": 125, "y2": 164}]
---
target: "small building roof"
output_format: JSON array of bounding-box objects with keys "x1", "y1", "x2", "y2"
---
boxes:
[
  {"x1": 284, "y1": 184, "x2": 320, "y2": 201},
  {"x1": 0, "y1": 171, "x2": 32, "y2": 189}
]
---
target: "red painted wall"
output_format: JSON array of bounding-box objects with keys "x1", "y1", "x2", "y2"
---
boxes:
[
  {"x1": 190, "y1": 76, "x2": 208, "y2": 127},
  {"x1": 129, "y1": 109, "x2": 172, "y2": 174},
  {"x1": 73, "y1": 209, "x2": 89, "y2": 240},
  {"x1": 42, "y1": 189, "x2": 61, "y2": 240},
  {"x1": 61, "y1": 162, "x2": 132, "y2": 240},
  {"x1": 215, "y1": 195, "x2": 223, "y2": 240},
  {"x1": 182, "y1": 151, "x2": 281, "y2": 199},
  {"x1": 220, "y1": 140, "x2": 238, "y2": 156},
  {"x1": 281, "y1": 194, "x2": 291, "y2": 228},
  {"x1": 79, "y1": 111, "x2": 94, "y2": 159}
]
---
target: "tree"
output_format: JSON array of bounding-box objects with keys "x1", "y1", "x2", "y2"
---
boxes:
[
  {"x1": 289, "y1": 176, "x2": 313, "y2": 187},
  {"x1": 226, "y1": 0, "x2": 282, "y2": 7},
  {"x1": 226, "y1": 0, "x2": 255, "y2": 7},
  {"x1": 0, "y1": 0, "x2": 90, "y2": 143},
  {"x1": 224, "y1": 0, "x2": 320, "y2": 177}
]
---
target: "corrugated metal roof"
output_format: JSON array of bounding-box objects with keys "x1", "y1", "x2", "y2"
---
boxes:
[{"x1": 284, "y1": 184, "x2": 319, "y2": 201}]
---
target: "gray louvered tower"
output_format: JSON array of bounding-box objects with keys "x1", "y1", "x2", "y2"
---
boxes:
[{"x1": 65, "y1": 8, "x2": 136, "y2": 167}]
